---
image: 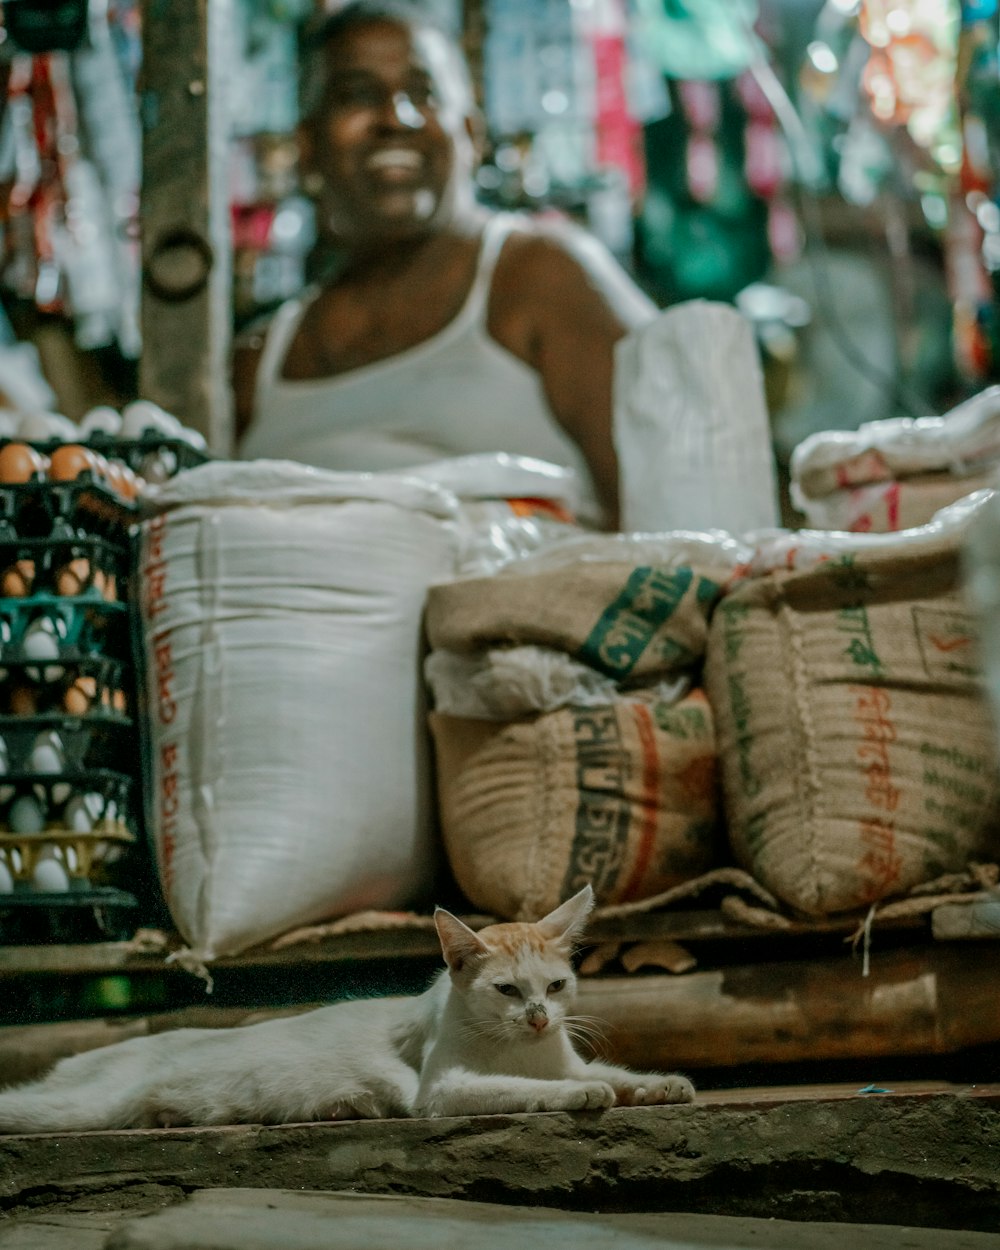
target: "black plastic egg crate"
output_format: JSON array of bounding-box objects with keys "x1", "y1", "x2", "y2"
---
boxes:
[{"x1": 0, "y1": 476, "x2": 155, "y2": 943}]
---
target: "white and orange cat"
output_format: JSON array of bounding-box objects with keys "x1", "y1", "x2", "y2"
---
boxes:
[{"x1": 0, "y1": 885, "x2": 693, "y2": 1133}]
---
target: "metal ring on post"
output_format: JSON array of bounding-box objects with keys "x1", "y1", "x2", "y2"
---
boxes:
[{"x1": 143, "y1": 228, "x2": 214, "y2": 303}]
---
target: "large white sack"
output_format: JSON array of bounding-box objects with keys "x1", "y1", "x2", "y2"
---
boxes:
[
  {"x1": 140, "y1": 460, "x2": 459, "y2": 960},
  {"x1": 613, "y1": 301, "x2": 780, "y2": 535},
  {"x1": 790, "y1": 386, "x2": 1000, "y2": 502}
]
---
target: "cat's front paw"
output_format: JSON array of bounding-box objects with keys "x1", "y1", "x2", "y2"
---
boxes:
[
  {"x1": 564, "y1": 1080, "x2": 616, "y2": 1111},
  {"x1": 613, "y1": 1073, "x2": 695, "y2": 1107}
]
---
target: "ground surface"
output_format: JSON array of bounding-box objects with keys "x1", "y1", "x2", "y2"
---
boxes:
[
  {"x1": 6, "y1": 1189, "x2": 1000, "y2": 1250},
  {"x1": 0, "y1": 1082, "x2": 997, "y2": 1246}
]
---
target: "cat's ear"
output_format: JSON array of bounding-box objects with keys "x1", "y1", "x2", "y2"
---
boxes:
[
  {"x1": 536, "y1": 884, "x2": 595, "y2": 946},
  {"x1": 434, "y1": 907, "x2": 489, "y2": 973}
]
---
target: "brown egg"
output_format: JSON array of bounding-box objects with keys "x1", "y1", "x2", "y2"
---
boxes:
[
  {"x1": 111, "y1": 688, "x2": 127, "y2": 714},
  {"x1": 102, "y1": 458, "x2": 127, "y2": 499},
  {"x1": 88, "y1": 451, "x2": 111, "y2": 486},
  {"x1": 9, "y1": 684, "x2": 38, "y2": 715},
  {"x1": 116, "y1": 464, "x2": 140, "y2": 500},
  {"x1": 1, "y1": 559, "x2": 34, "y2": 597},
  {"x1": 49, "y1": 444, "x2": 97, "y2": 483},
  {"x1": 55, "y1": 557, "x2": 91, "y2": 596},
  {"x1": 0, "y1": 442, "x2": 46, "y2": 484},
  {"x1": 63, "y1": 675, "x2": 97, "y2": 715},
  {"x1": 101, "y1": 571, "x2": 118, "y2": 603}
]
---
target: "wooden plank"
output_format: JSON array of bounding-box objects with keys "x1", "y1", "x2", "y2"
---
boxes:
[
  {"x1": 138, "y1": 0, "x2": 234, "y2": 450},
  {"x1": 933, "y1": 900, "x2": 1000, "y2": 940},
  {"x1": 0, "y1": 908, "x2": 928, "y2": 978},
  {"x1": 3, "y1": 943, "x2": 997, "y2": 1085},
  {"x1": 0, "y1": 926, "x2": 444, "y2": 977},
  {"x1": 0, "y1": 1003, "x2": 318, "y2": 1088},
  {"x1": 578, "y1": 944, "x2": 1000, "y2": 1070}
]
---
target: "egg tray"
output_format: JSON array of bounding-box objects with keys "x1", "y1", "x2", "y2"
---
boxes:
[
  {"x1": 1, "y1": 768, "x2": 138, "y2": 885},
  {"x1": 0, "y1": 595, "x2": 131, "y2": 670},
  {"x1": 0, "y1": 764, "x2": 135, "y2": 814},
  {"x1": 0, "y1": 474, "x2": 136, "y2": 540},
  {"x1": 0, "y1": 715, "x2": 138, "y2": 775},
  {"x1": 1, "y1": 653, "x2": 131, "y2": 718},
  {"x1": 0, "y1": 886, "x2": 141, "y2": 943},
  {"x1": 70, "y1": 434, "x2": 210, "y2": 481},
  {"x1": 0, "y1": 530, "x2": 129, "y2": 601},
  {"x1": 0, "y1": 822, "x2": 135, "y2": 884}
]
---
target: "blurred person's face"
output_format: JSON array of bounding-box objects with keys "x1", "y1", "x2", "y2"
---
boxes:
[{"x1": 301, "y1": 18, "x2": 480, "y2": 247}]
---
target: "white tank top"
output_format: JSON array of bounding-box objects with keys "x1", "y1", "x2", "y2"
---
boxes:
[{"x1": 239, "y1": 213, "x2": 601, "y2": 520}]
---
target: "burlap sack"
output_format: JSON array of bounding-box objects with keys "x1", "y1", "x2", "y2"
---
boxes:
[
  {"x1": 430, "y1": 689, "x2": 721, "y2": 920},
  {"x1": 705, "y1": 537, "x2": 1000, "y2": 917},
  {"x1": 425, "y1": 563, "x2": 728, "y2": 683}
]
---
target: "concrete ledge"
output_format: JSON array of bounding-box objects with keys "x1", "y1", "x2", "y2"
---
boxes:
[{"x1": 1, "y1": 1085, "x2": 998, "y2": 1232}]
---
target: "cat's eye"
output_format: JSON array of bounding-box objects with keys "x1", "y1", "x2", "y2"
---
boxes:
[
  {"x1": 494, "y1": 983, "x2": 521, "y2": 998},
  {"x1": 548, "y1": 980, "x2": 566, "y2": 993}
]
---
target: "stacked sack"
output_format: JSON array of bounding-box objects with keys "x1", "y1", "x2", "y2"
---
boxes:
[
  {"x1": 789, "y1": 388, "x2": 1000, "y2": 532},
  {"x1": 137, "y1": 455, "x2": 582, "y2": 962},
  {"x1": 705, "y1": 494, "x2": 1000, "y2": 918},
  {"x1": 424, "y1": 532, "x2": 751, "y2": 920}
]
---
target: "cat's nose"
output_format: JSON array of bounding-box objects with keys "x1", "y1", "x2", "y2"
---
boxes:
[{"x1": 526, "y1": 1004, "x2": 548, "y2": 1032}]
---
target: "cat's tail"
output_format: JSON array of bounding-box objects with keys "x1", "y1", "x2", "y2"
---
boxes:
[{"x1": 0, "y1": 1047, "x2": 148, "y2": 1134}]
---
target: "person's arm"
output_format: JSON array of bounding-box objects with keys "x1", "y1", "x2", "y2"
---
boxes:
[
  {"x1": 231, "y1": 324, "x2": 268, "y2": 445},
  {"x1": 489, "y1": 219, "x2": 657, "y2": 529}
]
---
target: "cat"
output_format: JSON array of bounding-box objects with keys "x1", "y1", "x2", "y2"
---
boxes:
[{"x1": 0, "y1": 884, "x2": 693, "y2": 1133}]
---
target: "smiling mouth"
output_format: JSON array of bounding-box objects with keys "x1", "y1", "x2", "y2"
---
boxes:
[{"x1": 366, "y1": 149, "x2": 424, "y2": 176}]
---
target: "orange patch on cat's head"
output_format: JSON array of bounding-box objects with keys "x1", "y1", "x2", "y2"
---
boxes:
[
  {"x1": 476, "y1": 923, "x2": 559, "y2": 958},
  {"x1": 434, "y1": 885, "x2": 596, "y2": 974}
]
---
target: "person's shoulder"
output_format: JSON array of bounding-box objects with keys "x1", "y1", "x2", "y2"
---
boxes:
[
  {"x1": 494, "y1": 211, "x2": 656, "y2": 326},
  {"x1": 497, "y1": 211, "x2": 609, "y2": 276}
]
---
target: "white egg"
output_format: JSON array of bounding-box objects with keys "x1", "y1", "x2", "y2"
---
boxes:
[
  {"x1": 29, "y1": 730, "x2": 64, "y2": 774},
  {"x1": 32, "y1": 851, "x2": 70, "y2": 892},
  {"x1": 17, "y1": 410, "x2": 78, "y2": 442},
  {"x1": 65, "y1": 791, "x2": 105, "y2": 832},
  {"x1": 121, "y1": 400, "x2": 183, "y2": 440},
  {"x1": 0, "y1": 735, "x2": 7, "y2": 775},
  {"x1": 22, "y1": 615, "x2": 66, "y2": 682},
  {"x1": 8, "y1": 793, "x2": 45, "y2": 834},
  {"x1": 138, "y1": 447, "x2": 178, "y2": 483},
  {"x1": 80, "y1": 405, "x2": 123, "y2": 438},
  {"x1": 175, "y1": 425, "x2": 208, "y2": 452},
  {"x1": 0, "y1": 615, "x2": 11, "y2": 680},
  {"x1": 0, "y1": 409, "x2": 20, "y2": 438},
  {"x1": 38, "y1": 780, "x2": 71, "y2": 806},
  {"x1": 0, "y1": 856, "x2": 13, "y2": 893}
]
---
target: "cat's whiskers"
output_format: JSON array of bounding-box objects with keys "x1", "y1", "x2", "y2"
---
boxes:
[
  {"x1": 564, "y1": 1014, "x2": 610, "y2": 1057},
  {"x1": 458, "y1": 1019, "x2": 513, "y2": 1046}
]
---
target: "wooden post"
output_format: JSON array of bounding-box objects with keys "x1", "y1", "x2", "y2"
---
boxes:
[{"x1": 138, "y1": 0, "x2": 234, "y2": 453}]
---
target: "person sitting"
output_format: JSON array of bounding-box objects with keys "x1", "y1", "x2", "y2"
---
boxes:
[{"x1": 233, "y1": 0, "x2": 657, "y2": 528}]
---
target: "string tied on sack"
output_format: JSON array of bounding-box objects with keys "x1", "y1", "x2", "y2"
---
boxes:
[
  {"x1": 849, "y1": 903, "x2": 879, "y2": 978},
  {"x1": 165, "y1": 947, "x2": 215, "y2": 993}
]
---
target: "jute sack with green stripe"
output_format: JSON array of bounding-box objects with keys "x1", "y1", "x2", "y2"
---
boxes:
[
  {"x1": 425, "y1": 563, "x2": 729, "y2": 683},
  {"x1": 704, "y1": 537, "x2": 1000, "y2": 918},
  {"x1": 430, "y1": 690, "x2": 721, "y2": 920}
]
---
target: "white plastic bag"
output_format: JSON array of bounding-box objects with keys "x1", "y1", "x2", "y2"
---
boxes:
[{"x1": 613, "y1": 301, "x2": 780, "y2": 535}]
